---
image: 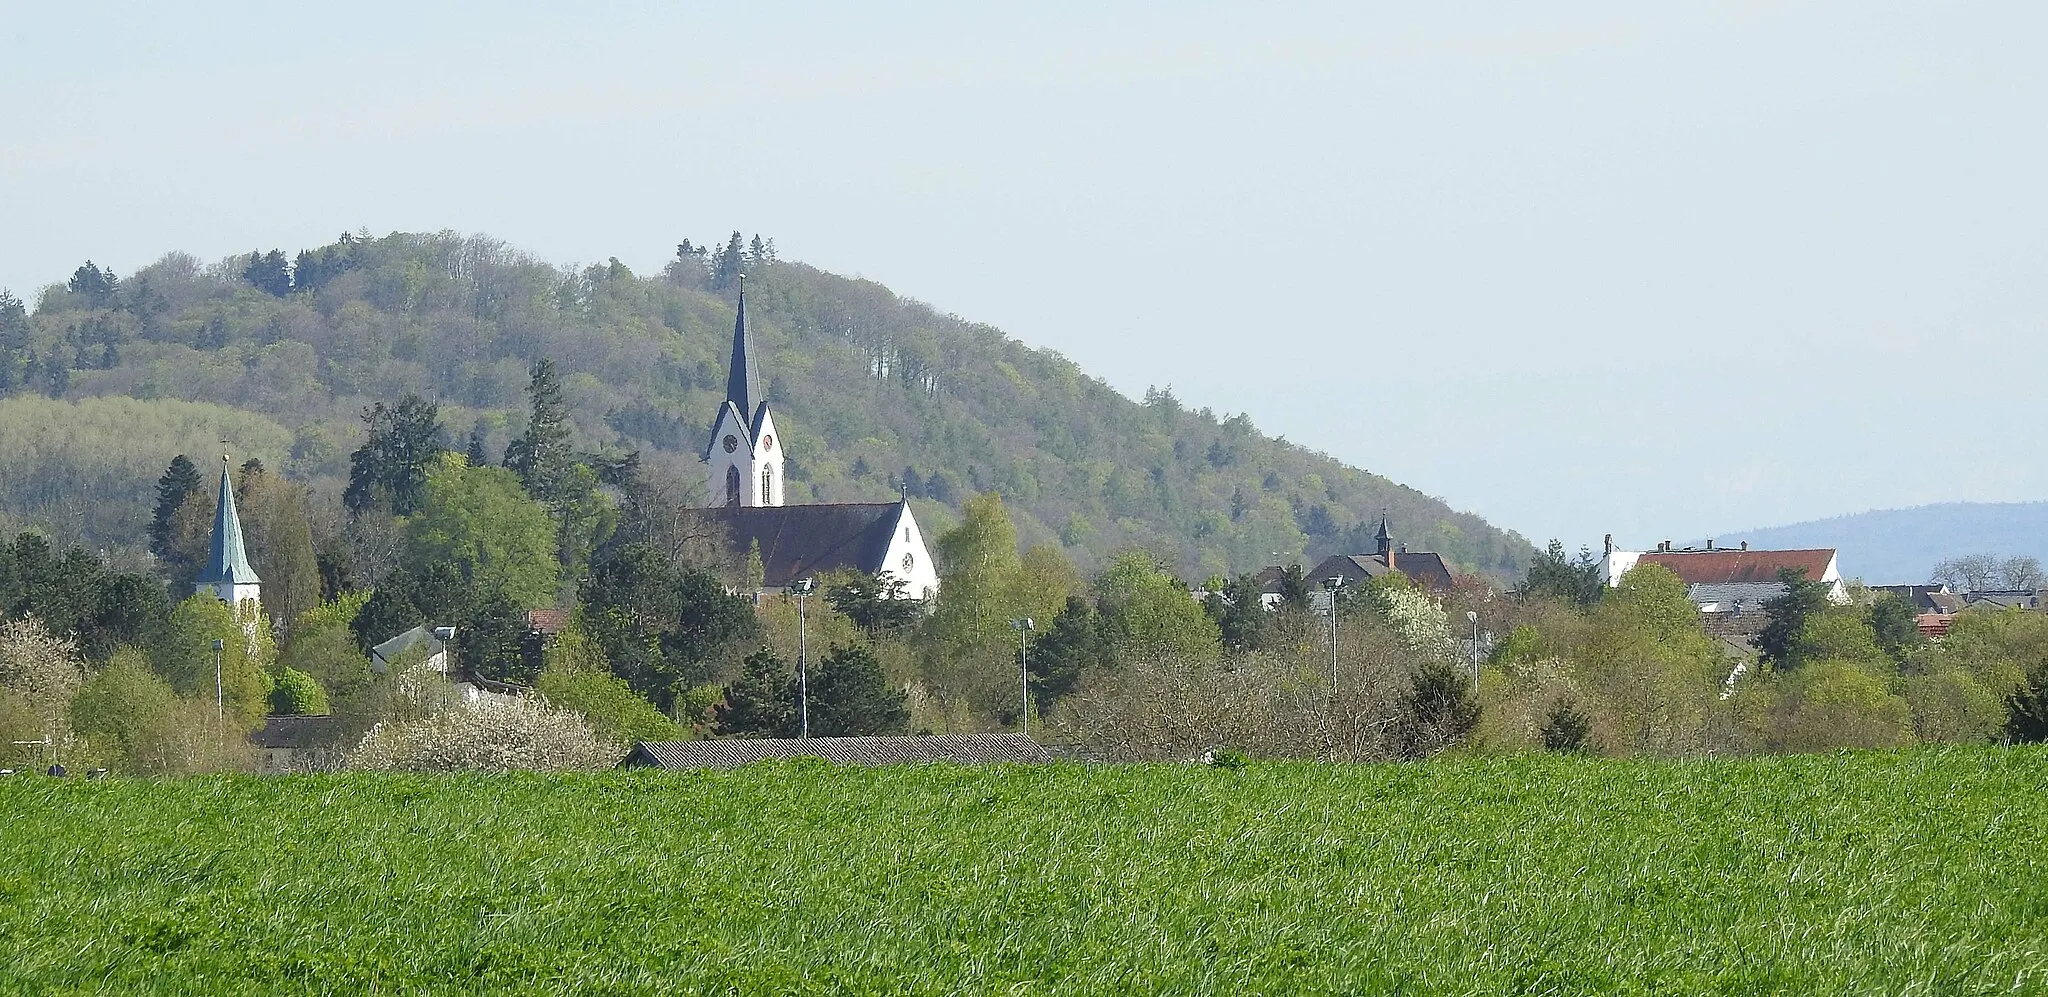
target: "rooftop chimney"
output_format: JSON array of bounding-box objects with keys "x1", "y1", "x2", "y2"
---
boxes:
[
  {"x1": 1741, "y1": 541, "x2": 1749, "y2": 551},
  {"x1": 1603, "y1": 533, "x2": 1614, "y2": 555}
]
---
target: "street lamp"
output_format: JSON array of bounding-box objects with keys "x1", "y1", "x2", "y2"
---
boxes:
[
  {"x1": 792, "y1": 578, "x2": 814, "y2": 739},
  {"x1": 212, "y1": 638, "x2": 226, "y2": 725},
  {"x1": 1465, "y1": 610, "x2": 1480, "y2": 685},
  {"x1": 1010, "y1": 618, "x2": 1035, "y2": 729},
  {"x1": 1321, "y1": 575, "x2": 1345, "y2": 696}
]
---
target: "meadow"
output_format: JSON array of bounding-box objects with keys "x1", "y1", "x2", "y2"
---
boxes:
[{"x1": 1, "y1": 749, "x2": 2044, "y2": 995}]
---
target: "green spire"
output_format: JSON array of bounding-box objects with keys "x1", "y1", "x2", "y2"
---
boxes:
[{"x1": 198, "y1": 454, "x2": 260, "y2": 587}]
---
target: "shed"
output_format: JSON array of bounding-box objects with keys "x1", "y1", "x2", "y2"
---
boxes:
[{"x1": 620, "y1": 733, "x2": 1052, "y2": 769}]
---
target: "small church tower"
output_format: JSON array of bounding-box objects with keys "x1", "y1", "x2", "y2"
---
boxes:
[
  {"x1": 198, "y1": 453, "x2": 262, "y2": 611},
  {"x1": 704, "y1": 278, "x2": 785, "y2": 507}
]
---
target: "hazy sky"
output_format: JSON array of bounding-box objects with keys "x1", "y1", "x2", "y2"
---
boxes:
[{"x1": 5, "y1": 2, "x2": 2043, "y2": 550}]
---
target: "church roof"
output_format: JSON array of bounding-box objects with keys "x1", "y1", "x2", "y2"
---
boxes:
[
  {"x1": 1307, "y1": 551, "x2": 1455, "y2": 592},
  {"x1": 696, "y1": 502, "x2": 907, "y2": 587},
  {"x1": 196, "y1": 458, "x2": 260, "y2": 587},
  {"x1": 620, "y1": 733, "x2": 1052, "y2": 769}
]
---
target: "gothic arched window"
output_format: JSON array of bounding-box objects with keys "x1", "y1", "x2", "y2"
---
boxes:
[
  {"x1": 761, "y1": 466, "x2": 774, "y2": 503},
  {"x1": 725, "y1": 465, "x2": 741, "y2": 506}
]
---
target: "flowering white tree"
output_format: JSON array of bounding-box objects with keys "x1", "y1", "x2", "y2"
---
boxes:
[
  {"x1": 0, "y1": 616, "x2": 85, "y2": 762},
  {"x1": 348, "y1": 693, "x2": 615, "y2": 772},
  {"x1": 1371, "y1": 584, "x2": 1459, "y2": 663}
]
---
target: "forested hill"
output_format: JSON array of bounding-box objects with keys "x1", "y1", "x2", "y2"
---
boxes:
[{"x1": 0, "y1": 231, "x2": 1530, "y2": 578}]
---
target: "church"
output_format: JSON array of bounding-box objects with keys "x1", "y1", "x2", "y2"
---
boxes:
[{"x1": 695, "y1": 281, "x2": 940, "y2": 600}]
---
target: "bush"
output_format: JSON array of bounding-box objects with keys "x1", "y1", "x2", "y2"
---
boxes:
[
  {"x1": 348, "y1": 696, "x2": 615, "y2": 772},
  {"x1": 2006, "y1": 659, "x2": 2048, "y2": 744},
  {"x1": 1768, "y1": 660, "x2": 1913, "y2": 752},
  {"x1": 269, "y1": 667, "x2": 330, "y2": 716},
  {"x1": 1396, "y1": 663, "x2": 1480, "y2": 759},
  {"x1": 536, "y1": 667, "x2": 681, "y2": 747},
  {"x1": 1540, "y1": 698, "x2": 1592, "y2": 754}
]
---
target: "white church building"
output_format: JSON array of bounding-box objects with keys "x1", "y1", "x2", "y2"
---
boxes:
[{"x1": 696, "y1": 280, "x2": 939, "y2": 600}]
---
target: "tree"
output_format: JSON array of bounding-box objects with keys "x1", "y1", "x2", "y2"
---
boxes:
[
  {"x1": 405, "y1": 455, "x2": 559, "y2": 608},
  {"x1": 1574, "y1": 564, "x2": 1723, "y2": 755},
  {"x1": 1758, "y1": 568, "x2": 1831, "y2": 670},
  {"x1": 149, "y1": 454, "x2": 202, "y2": 562},
  {"x1": 344, "y1": 394, "x2": 444, "y2": 516},
  {"x1": 465, "y1": 426, "x2": 490, "y2": 467},
  {"x1": 67, "y1": 261, "x2": 118, "y2": 307},
  {"x1": 1766, "y1": 660, "x2": 1913, "y2": 752},
  {"x1": 233, "y1": 462, "x2": 322, "y2": 627},
  {"x1": 711, "y1": 231, "x2": 746, "y2": 289},
  {"x1": 454, "y1": 587, "x2": 539, "y2": 685},
  {"x1": 1932, "y1": 554, "x2": 2002, "y2": 593},
  {"x1": 1866, "y1": 594, "x2": 1922, "y2": 665},
  {"x1": 1540, "y1": 698, "x2": 1592, "y2": 753},
  {"x1": 1395, "y1": 662, "x2": 1480, "y2": 759},
  {"x1": 825, "y1": 571, "x2": 919, "y2": 637},
  {"x1": 505, "y1": 358, "x2": 575, "y2": 506},
  {"x1": 714, "y1": 647, "x2": 797, "y2": 737},
  {"x1": 535, "y1": 623, "x2": 681, "y2": 746},
  {"x1": 928, "y1": 492, "x2": 1026, "y2": 655},
  {"x1": 348, "y1": 696, "x2": 614, "y2": 772},
  {"x1": 68, "y1": 647, "x2": 178, "y2": 770},
  {"x1": 269, "y1": 667, "x2": 330, "y2": 716},
  {"x1": 1093, "y1": 550, "x2": 1222, "y2": 664},
  {"x1": 1030, "y1": 596, "x2": 1108, "y2": 711},
  {"x1": 0, "y1": 616, "x2": 85, "y2": 756},
  {"x1": 242, "y1": 249, "x2": 293, "y2": 297},
  {"x1": 1523, "y1": 539, "x2": 1603, "y2": 606},
  {"x1": 807, "y1": 644, "x2": 908, "y2": 736},
  {"x1": 2002, "y1": 556, "x2": 2045, "y2": 591},
  {"x1": 2007, "y1": 657, "x2": 2048, "y2": 744},
  {"x1": 157, "y1": 596, "x2": 275, "y2": 730}
]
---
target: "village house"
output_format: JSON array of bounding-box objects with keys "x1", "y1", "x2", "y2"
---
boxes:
[{"x1": 1306, "y1": 517, "x2": 1456, "y2": 595}]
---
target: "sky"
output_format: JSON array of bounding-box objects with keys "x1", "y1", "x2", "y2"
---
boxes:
[{"x1": 4, "y1": 2, "x2": 2044, "y2": 550}]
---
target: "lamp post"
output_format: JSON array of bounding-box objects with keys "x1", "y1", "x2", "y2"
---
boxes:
[
  {"x1": 792, "y1": 578, "x2": 814, "y2": 739},
  {"x1": 1321, "y1": 575, "x2": 1345, "y2": 696},
  {"x1": 212, "y1": 638, "x2": 226, "y2": 725},
  {"x1": 1010, "y1": 618, "x2": 1035, "y2": 729},
  {"x1": 1465, "y1": 610, "x2": 1480, "y2": 686}
]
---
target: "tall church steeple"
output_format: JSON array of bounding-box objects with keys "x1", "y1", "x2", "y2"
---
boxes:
[
  {"x1": 199, "y1": 452, "x2": 262, "y2": 610},
  {"x1": 724, "y1": 277, "x2": 759, "y2": 430},
  {"x1": 703, "y1": 277, "x2": 785, "y2": 507}
]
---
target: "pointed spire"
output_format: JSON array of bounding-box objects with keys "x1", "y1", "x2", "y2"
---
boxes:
[
  {"x1": 198, "y1": 451, "x2": 260, "y2": 588},
  {"x1": 724, "y1": 274, "x2": 759, "y2": 432},
  {"x1": 1375, "y1": 513, "x2": 1393, "y2": 558}
]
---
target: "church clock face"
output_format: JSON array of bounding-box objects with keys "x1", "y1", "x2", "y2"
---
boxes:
[
  {"x1": 762, "y1": 435, "x2": 773, "y2": 450},
  {"x1": 902, "y1": 552, "x2": 915, "y2": 572},
  {"x1": 722, "y1": 435, "x2": 738, "y2": 454}
]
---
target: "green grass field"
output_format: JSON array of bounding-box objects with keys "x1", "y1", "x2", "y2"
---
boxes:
[{"x1": 1, "y1": 749, "x2": 2044, "y2": 995}]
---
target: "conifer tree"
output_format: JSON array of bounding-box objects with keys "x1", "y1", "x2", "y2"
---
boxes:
[
  {"x1": 149, "y1": 454, "x2": 202, "y2": 562},
  {"x1": 714, "y1": 647, "x2": 796, "y2": 736},
  {"x1": 505, "y1": 358, "x2": 574, "y2": 506},
  {"x1": 808, "y1": 644, "x2": 908, "y2": 736}
]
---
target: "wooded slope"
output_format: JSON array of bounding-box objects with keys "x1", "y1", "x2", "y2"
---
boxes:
[{"x1": 1, "y1": 233, "x2": 1531, "y2": 577}]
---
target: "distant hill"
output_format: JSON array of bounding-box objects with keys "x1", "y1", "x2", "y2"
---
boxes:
[
  {"x1": 0, "y1": 231, "x2": 1532, "y2": 579},
  {"x1": 1715, "y1": 502, "x2": 2048, "y2": 585}
]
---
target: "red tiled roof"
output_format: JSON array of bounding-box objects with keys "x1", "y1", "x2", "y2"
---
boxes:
[
  {"x1": 1636, "y1": 549, "x2": 1834, "y2": 585},
  {"x1": 1916, "y1": 613, "x2": 1956, "y2": 638},
  {"x1": 526, "y1": 608, "x2": 569, "y2": 634}
]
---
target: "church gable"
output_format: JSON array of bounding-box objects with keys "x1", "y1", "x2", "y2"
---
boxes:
[{"x1": 694, "y1": 502, "x2": 935, "y2": 596}]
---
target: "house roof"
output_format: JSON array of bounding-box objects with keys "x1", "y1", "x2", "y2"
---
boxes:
[
  {"x1": 369, "y1": 625, "x2": 441, "y2": 673},
  {"x1": 695, "y1": 502, "x2": 907, "y2": 587},
  {"x1": 1307, "y1": 551, "x2": 1455, "y2": 592},
  {"x1": 526, "y1": 608, "x2": 568, "y2": 634},
  {"x1": 197, "y1": 458, "x2": 260, "y2": 587},
  {"x1": 1636, "y1": 548, "x2": 1834, "y2": 585},
  {"x1": 1688, "y1": 581, "x2": 1787, "y2": 610},
  {"x1": 250, "y1": 714, "x2": 338, "y2": 749},
  {"x1": 620, "y1": 733, "x2": 1052, "y2": 769}
]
